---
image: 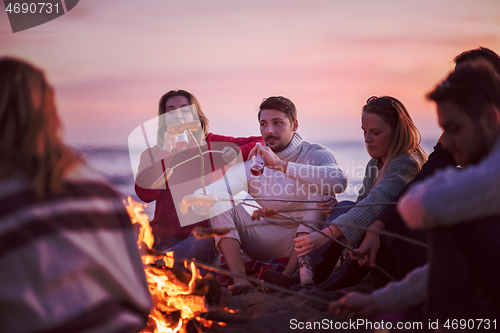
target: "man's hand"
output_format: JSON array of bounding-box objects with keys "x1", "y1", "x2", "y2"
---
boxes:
[
  {"x1": 294, "y1": 224, "x2": 343, "y2": 257},
  {"x1": 248, "y1": 143, "x2": 288, "y2": 173},
  {"x1": 350, "y1": 220, "x2": 384, "y2": 267},
  {"x1": 329, "y1": 292, "x2": 381, "y2": 319},
  {"x1": 318, "y1": 195, "x2": 338, "y2": 214}
]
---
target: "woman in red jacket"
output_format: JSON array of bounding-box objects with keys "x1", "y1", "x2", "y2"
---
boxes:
[{"x1": 135, "y1": 90, "x2": 262, "y2": 262}]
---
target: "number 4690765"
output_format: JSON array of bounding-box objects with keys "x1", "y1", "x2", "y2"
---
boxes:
[{"x1": 6, "y1": 3, "x2": 59, "y2": 14}]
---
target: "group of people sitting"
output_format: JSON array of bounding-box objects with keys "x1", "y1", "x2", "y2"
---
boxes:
[
  {"x1": 135, "y1": 46, "x2": 500, "y2": 327},
  {"x1": 1, "y1": 46, "x2": 499, "y2": 332}
]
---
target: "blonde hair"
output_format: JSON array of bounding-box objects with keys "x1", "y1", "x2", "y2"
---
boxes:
[
  {"x1": 363, "y1": 96, "x2": 427, "y2": 179},
  {"x1": 0, "y1": 57, "x2": 80, "y2": 197}
]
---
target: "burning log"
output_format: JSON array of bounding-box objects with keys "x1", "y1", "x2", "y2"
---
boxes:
[{"x1": 125, "y1": 197, "x2": 226, "y2": 333}]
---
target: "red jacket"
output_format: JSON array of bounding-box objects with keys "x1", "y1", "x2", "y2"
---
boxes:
[{"x1": 135, "y1": 133, "x2": 263, "y2": 239}]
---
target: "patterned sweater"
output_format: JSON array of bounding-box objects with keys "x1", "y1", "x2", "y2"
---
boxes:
[
  {"x1": 335, "y1": 152, "x2": 424, "y2": 246},
  {"x1": 0, "y1": 164, "x2": 151, "y2": 333}
]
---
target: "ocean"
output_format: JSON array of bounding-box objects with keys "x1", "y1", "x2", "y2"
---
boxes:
[{"x1": 75, "y1": 139, "x2": 436, "y2": 221}]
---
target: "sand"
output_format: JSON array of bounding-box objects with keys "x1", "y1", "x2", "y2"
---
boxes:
[{"x1": 206, "y1": 273, "x2": 384, "y2": 333}]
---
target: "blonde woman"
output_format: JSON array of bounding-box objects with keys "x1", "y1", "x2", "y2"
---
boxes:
[{"x1": 292, "y1": 96, "x2": 427, "y2": 289}]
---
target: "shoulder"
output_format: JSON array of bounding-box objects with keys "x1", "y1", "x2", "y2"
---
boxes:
[
  {"x1": 206, "y1": 133, "x2": 236, "y2": 142},
  {"x1": 139, "y1": 146, "x2": 161, "y2": 159},
  {"x1": 385, "y1": 152, "x2": 424, "y2": 178},
  {"x1": 300, "y1": 140, "x2": 339, "y2": 162},
  {"x1": 0, "y1": 163, "x2": 123, "y2": 222},
  {"x1": 207, "y1": 133, "x2": 262, "y2": 143}
]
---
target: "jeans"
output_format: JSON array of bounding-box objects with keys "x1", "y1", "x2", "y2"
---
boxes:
[
  {"x1": 154, "y1": 234, "x2": 218, "y2": 265},
  {"x1": 427, "y1": 215, "x2": 500, "y2": 321}
]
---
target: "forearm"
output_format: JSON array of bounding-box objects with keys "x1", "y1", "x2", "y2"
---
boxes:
[
  {"x1": 372, "y1": 265, "x2": 428, "y2": 313},
  {"x1": 399, "y1": 162, "x2": 500, "y2": 229}
]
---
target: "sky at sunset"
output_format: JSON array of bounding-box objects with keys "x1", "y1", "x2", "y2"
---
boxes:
[{"x1": 1, "y1": 0, "x2": 500, "y2": 147}]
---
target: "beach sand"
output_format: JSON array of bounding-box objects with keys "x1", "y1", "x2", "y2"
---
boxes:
[{"x1": 208, "y1": 273, "x2": 385, "y2": 333}]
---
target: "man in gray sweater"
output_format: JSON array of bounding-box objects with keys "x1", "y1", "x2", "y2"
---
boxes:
[{"x1": 193, "y1": 96, "x2": 348, "y2": 294}]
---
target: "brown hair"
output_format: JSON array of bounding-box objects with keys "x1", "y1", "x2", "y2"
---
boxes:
[
  {"x1": 156, "y1": 90, "x2": 209, "y2": 147},
  {"x1": 0, "y1": 57, "x2": 80, "y2": 197},
  {"x1": 258, "y1": 96, "x2": 297, "y2": 125},
  {"x1": 454, "y1": 47, "x2": 500, "y2": 74},
  {"x1": 428, "y1": 60, "x2": 500, "y2": 121},
  {"x1": 363, "y1": 96, "x2": 427, "y2": 178}
]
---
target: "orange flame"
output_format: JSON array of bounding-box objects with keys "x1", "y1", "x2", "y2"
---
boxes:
[{"x1": 124, "y1": 196, "x2": 222, "y2": 333}]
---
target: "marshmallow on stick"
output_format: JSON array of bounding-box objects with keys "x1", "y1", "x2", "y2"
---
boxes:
[
  {"x1": 167, "y1": 121, "x2": 200, "y2": 136},
  {"x1": 179, "y1": 194, "x2": 219, "y2": 214}
]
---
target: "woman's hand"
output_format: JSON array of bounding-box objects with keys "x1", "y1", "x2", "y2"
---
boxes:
[
  {"x1": 350, "y1": 220, "x2": 384, "y2": 267},
  {"x1": 162, "y1": 131, "x2": 175, "y2": 152},
  {"x1": 293, "y1": 231, "x2": 331, "y2": 257},
  {"x1": 318, "y1": 195, "x2": 338, "y2": 214}
]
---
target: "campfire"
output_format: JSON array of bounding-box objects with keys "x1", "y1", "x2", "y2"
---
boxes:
[{"x1": 124, "y1": 197, "x2": 227, "y2": 333}]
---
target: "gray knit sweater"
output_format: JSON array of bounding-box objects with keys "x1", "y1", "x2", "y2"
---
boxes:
[{"x1": 335, "y1": 152, "x2": 424, "y2": 246}]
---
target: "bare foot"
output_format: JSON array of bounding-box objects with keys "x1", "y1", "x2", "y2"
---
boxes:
[{"x1": 228, "y1": 280, "x2": 255, "y2": 295}]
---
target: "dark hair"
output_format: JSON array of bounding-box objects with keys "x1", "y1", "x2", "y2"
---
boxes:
[
  {"x1": 454, "y1": 47, "x2": 500, "y2": 74},
  {"x1": 0, "y1": 57, "x2": 80, "y2": 197},
  {"x1": 157, "y1": 90, "x2": 209, "y2": 147},
  {"x1": 427, "y1": 60, "x2": 500, "y2": 121},
  {"x1": 258, "y1": 96, "x2": 297, "y2": 124}
]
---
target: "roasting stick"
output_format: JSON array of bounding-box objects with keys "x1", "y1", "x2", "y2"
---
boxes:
[
  {"x1": 192, "y1": 221, "x2": 428, "y2": 249},
  {"x1": 151, "y1": 150, "x2": 226, "y2": 189},
  {"x1": 237, "y1": 201, "x2": 396, "y2": 282},
  {"x1": 187, "y1": 130, "x2": 207, "y2": 195},
  {"x1": 240, "y1": 203, "x2": 428, "y2": 249},
  {"x1": 170, "y1": 256, "x2": 331, "y2": 306}
]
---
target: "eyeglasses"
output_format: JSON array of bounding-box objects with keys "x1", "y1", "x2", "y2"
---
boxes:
[{"x1": 366, "y1": 96, "x2": 393, "y2": 107}]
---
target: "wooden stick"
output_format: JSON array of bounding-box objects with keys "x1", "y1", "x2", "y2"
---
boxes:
[
  {"x1": 236, "y1": 202, "x2": 396, "y2": 282},
  {"x1": 168, "y1": 256, "x2": 331, "y2": 306},
  {"x1": 187, "y1": 131, "x2": 206, "y2": 195},
  {"x1": 151, "y1": 150, "x2": 225, "y2": 189},
  {"x1": 273, "y1": 211, "x2": 396, "y2": 281}
]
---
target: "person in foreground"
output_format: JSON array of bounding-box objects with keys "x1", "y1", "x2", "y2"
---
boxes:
[
  {"x1": 293, "y1": 95, "x2": 426, "y2": 290},
  {"x1": 193, "y1": 96, "x2": 348, "y2": 294},
  {"x1": 135, "y1": 90, "x2": 262, "y2": 261},
  {"x1": 399, "y1": 60, "x2": 500, "y2": 325},
  {"x1": 330, "y1": 48, "x2": 500, "y2": 327},
  {"x1": 0, "y1": 58, "x2": 152, "y2": 332}
]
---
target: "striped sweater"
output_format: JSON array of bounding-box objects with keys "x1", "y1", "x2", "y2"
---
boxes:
[
  {"x1": 335, "y1": 152, "x2": 424, "y2": 246},
  {"x1": 0, "y1": 164, "x2": 151, "y2": 333}
]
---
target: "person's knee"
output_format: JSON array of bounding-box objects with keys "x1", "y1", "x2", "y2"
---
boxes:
[{"x1": 327, "y1": 200, "x2": 356, "y2": 222}]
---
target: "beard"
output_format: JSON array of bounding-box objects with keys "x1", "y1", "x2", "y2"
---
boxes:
[{"x1": 464, "y1": 125, "x2": 494, "y2": 166}]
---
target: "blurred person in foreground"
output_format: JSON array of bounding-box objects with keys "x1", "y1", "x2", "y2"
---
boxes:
[
  {"x1": 0, "y1": 57, "x2": 151, "y2": 332},
  {"x1": 331, "y1": 56, "x2": 500, "y2": 328}
]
